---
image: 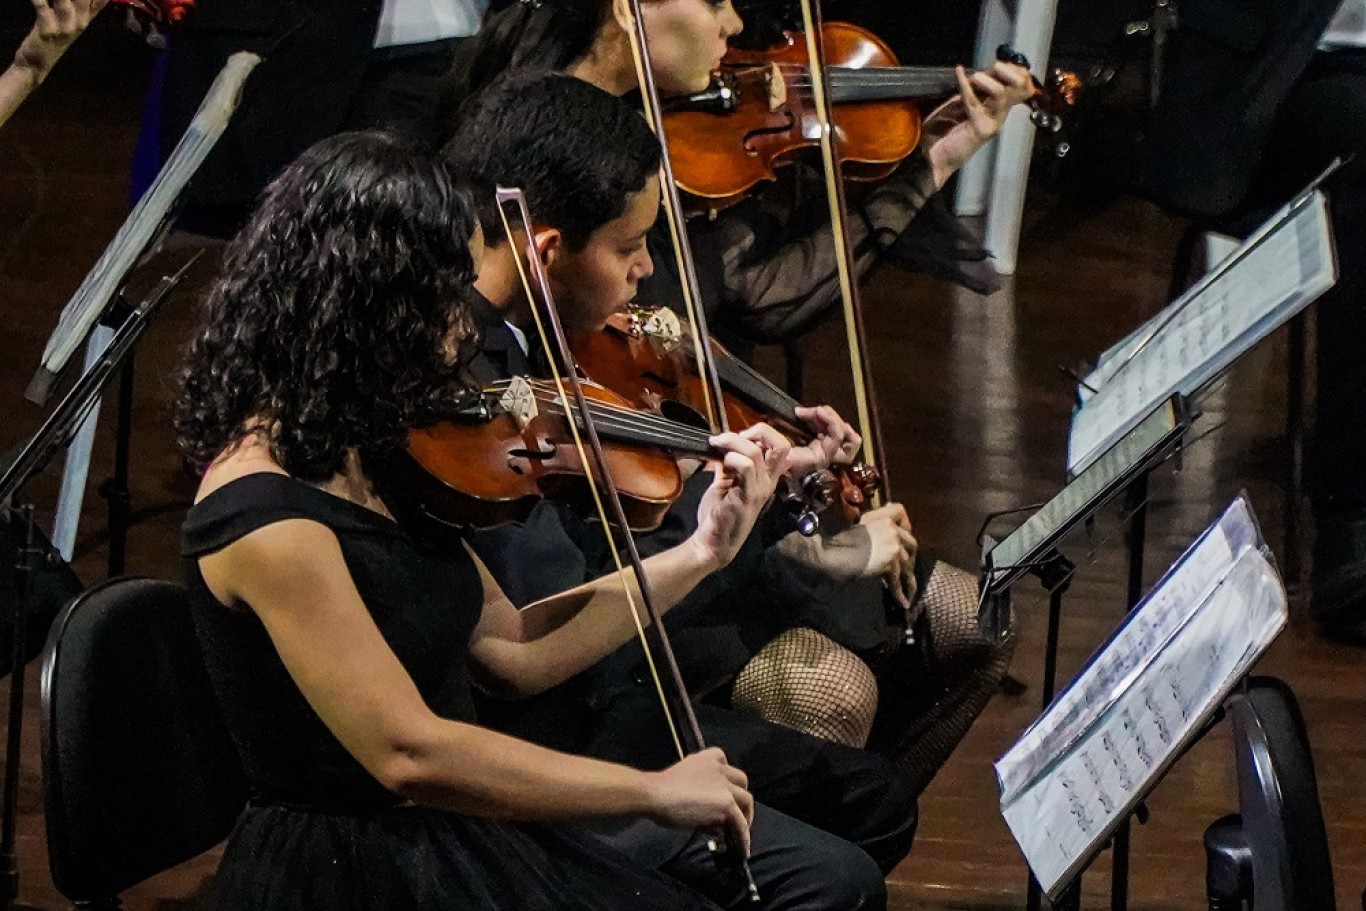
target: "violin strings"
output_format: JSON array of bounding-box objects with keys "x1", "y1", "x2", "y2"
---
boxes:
[{"x1": 485, "y1": 380, "x2": 715, "y2": 452}]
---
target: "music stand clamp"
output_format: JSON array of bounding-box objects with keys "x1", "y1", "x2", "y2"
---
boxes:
[{"x1": 0, "y1": 259, "x2": 194, "y2": 909}]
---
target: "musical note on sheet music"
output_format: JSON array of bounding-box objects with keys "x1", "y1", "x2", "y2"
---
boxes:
[{"x1": 997, "y1": 496, "x2": 1287, "y2": 900}]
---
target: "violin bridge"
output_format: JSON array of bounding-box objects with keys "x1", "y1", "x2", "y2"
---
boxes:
[
  {"x1": 765, "y1": 62, "x2": 786, "y2": 112},
  {"x1": 499, "y1": 376, "x2": 539, "y2": 430}
]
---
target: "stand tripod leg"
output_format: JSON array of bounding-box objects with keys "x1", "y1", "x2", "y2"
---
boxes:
[
  {"x1": 1111, "y1": 476, "x2": 1150, "y2": 911},
  {"x1": 1029, "y1": 571, "x2": 1071, "y2": 908},
  {"x1": 0, "y1": 507, "x2": 35, "y2": 904}
]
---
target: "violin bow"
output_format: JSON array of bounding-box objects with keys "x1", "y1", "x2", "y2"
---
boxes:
[
  {"x1": 494, "y1": 187, "x2": 761, "y2": 901},
  {"x1": 616, "y1": 0, "x2": 730, "y2": 437},
  {"x1": 793, "y1": 0, "x2": 890, "y2": 507}
]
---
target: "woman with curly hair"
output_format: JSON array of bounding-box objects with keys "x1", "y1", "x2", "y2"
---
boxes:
[{"x1": 174, "y1": 129, "x2": 801, "y2": 910}]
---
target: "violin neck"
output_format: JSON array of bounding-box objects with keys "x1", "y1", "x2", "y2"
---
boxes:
[
  {"x1": 827, "y1": 66, "x2": 963, "y2": 104},
  {"x1": 712, "y1": 348, "x2": 802, "y2": 425},
  {"x1": 570, "y1": 396, "x2": 716, "y2": 457}
]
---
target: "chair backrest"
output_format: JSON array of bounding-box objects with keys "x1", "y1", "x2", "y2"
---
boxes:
[
  {"x1": 40, "y1": 576, "x2": 247, "y2": 902},
  {"x1": 1226, "y1": 676, "x2": 1336, "y2": 911}
]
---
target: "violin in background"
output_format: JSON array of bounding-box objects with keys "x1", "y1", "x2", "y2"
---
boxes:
[{"x1": 662, "y1": 22, "x2": 1082, "y2": 213}]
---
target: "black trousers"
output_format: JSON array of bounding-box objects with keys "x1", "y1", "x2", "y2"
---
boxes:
[
  {"x1": 577, "y1": 687, "x2": 919, "y2": 878},
  {"x1": 587, "y1": 801, "x2": 887, "y2": 911}
]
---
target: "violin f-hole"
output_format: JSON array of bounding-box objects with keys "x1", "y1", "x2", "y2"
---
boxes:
[{"x1": 743, "y1": 111, "x2": 796, "y2": 156}]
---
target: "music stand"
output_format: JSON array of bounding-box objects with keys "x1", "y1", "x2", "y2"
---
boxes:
[
  {"x1": 998, "y1": 496, "x2": 1287, "y2": 909},
  {"x1": 981, "y1": 394, "x2": 1191, "y2": 909},
  {"x1": 0, "y1": 260, "x2": 192, "y2": 908},
  {"x1": 1064, "y1": 169, "x2": 1338, "y2": 911}
]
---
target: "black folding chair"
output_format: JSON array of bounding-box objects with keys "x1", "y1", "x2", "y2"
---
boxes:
[
  {"x1": 1204, "y1": 676, "x2": 1335, "y2": 911},
  {"x1": 40, "y1": 577, "x2": 247, "y2": 909}
]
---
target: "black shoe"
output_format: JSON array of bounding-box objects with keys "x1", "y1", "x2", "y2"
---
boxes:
[{"x1": 1312, "y1": 510, "x2": 1366, "y2": 625}]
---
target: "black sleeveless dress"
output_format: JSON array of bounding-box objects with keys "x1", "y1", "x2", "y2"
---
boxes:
[{"x1": 181, "y1": 473, "x2": 719, "y2": 911}]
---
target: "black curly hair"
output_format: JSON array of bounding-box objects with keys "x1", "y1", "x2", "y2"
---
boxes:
[{"x1": 174, "y1": 131, "x2": 479, "y2": 483}]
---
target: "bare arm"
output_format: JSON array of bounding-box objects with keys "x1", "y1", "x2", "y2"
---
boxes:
[
  {"x1": 0, "y1": 0, "x2": 107, "y2": 129},
  {"x1": 199, "y1": 517, "x2": 753, "y2": 842},
  {"x1": 469, "y1": 425, "x2": 789, "y2": 697}
]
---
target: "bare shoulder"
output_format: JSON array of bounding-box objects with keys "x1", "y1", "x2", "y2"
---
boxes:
[
  {"x1": 193, "y1": 435, "x2": 287, "y2": 504},
  {"x1": 193, "y1": 439, "x2": 346, "y2": 608}
]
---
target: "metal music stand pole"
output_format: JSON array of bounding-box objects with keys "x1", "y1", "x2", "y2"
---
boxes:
[
  {"x1": 1110, "y1": 473, "x2": 1150, "y2": 911},
  {"x1": 99, "y1": 297, "x2": 138, "y2": 578},
  {"x1": 1026, "y1": 549, "x2": 1076, "y2": 911}
]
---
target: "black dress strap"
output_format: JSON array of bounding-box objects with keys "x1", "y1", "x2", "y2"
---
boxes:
[{"x1": 181, "y1": 472, "x2": 405, "y2": 559}]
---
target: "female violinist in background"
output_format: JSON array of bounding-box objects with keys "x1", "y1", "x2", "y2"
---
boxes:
[
  {"x1": 1, "y1": 0, "x2": 108, "y2": 129},
  {"x1": 174, "y1": 129, "x2": 799, "y2": 911},
  {"x1": 444, "y1": 0, "x2": 1034, "y2": 341},
  {"x1": 441, "y1": 0, "x2": 1025, "y2": 797}
]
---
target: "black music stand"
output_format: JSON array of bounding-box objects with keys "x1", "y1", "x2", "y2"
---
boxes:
[
  {"x1": 0, "y1": 260, "x2": 191, "y2": 910},
  {"x1": 998, "y1": 496, "x2": 1286, "y2": 911},
  {"x1": 979, "y1": 394, "x2": 1192, "y2": 910}
]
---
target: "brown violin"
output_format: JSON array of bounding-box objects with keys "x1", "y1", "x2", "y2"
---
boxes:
[
  {"x1": 572, "y1": 306, "x2": 880, "y2": 529},
  {"x1": 384, "y1": 376, "x2": 720, "y2": 531},
  {"x1": 661, "y1": 22, "x2": 1082, "y2": 213}
]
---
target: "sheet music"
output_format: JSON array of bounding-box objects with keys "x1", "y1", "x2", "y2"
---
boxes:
[
  {"x1": 1067, "y1": 189, "x2": 1336, "y2": 474},
  {"x1": 29, "y1": 52, "x2": 260, "y2": 402},
  {"x1": 997, "y1": 496, "x2": 1286, "y2": 899},
  {"x1": 988, "y1": 397, "x2": 1182, "y2": 590}
]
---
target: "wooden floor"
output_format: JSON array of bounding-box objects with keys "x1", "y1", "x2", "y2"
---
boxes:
[{"x1": 2, "y1": 17, "x2": 1363, "y2": 911}]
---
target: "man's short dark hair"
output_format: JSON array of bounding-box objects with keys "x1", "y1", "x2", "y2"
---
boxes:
[{"x1": 442, "y1": 72, "x2": 661, "y2": 250}]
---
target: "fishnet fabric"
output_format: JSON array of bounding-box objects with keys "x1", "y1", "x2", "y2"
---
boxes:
[
  {"x1": 870, "y1": 562, "x2": 1017, "y2": 796},
  {"x1": 731, "y1": 627, "x2": 880, "y2": 747},
  {"x1": 730, "y1": 561, "x2": 1015, "y2": 795}
]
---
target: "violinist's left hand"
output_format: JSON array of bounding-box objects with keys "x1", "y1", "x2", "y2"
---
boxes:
[
  {"x1": 690, "y1": 423, "x2": 790, "y2": 568},
  {"x1": 922, "y1": 61, "x2": 1033, "y2": 189},
  {"x1": 788, "y1": 405, "x2": 861, "y2": 477}
]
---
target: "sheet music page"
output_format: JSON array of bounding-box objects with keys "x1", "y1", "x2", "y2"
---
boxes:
[
  {"x1": 996, "y1": 496, "x2": 1254, "y2": 796},
  {"x1": 1067, "y1": 191, "x2": 1335, "y2": 473},
  {"x1": 35, "y1": 53, "x2": 261, "y2": 384},
  {"x1": 997, "y1": 497, "x2": 1287, "y2": 898}
]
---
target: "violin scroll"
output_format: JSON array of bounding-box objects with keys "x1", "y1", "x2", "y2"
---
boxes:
[{"x1": 993, "y1": 43, "x2": 1083, "y2": 134}]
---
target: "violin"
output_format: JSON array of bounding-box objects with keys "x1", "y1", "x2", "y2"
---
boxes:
[
  {"x1": 383, "y1": 376, "x2": 722, "y2": 532},
  {"x1": 661, "y1": 22, "x2": 1082, "y2": 213},
  {"x1": 572, "y1": 305, "x2": 880, "y2": 529}
]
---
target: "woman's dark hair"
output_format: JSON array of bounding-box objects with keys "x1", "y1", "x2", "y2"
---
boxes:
[
  {"x1": 443, "y1": 72, "x2": 660, "y2": 250},
  {"x1": 439, "y1": 0, "x2": 610, "y2": 127},
  {"x1": 174, "y1": 131, "x2": 479, "y2": 483}
]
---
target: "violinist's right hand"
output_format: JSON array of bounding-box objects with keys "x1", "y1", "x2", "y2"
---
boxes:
[
  {"x1": 859, "y1": 502, "x2": 918, "y2": 608},
  {"x1": 646, "y1": 747, "x2": 754, "y2": 857},
  {"x1": 690, "y1": 423, "x2": 789, "y2": 569}
]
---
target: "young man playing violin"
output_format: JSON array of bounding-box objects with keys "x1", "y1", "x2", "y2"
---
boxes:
[
  {"x1": 442, "y1": 68, "x2": 1020, "y2": 897},
  {"x1": 440, "y1": 71, "x2": 914, "y2": 909}
]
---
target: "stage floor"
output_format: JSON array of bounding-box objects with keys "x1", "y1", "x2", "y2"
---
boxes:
[{"x1": 1, "y1": 18, "x2": 1361, "y2": 911}]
